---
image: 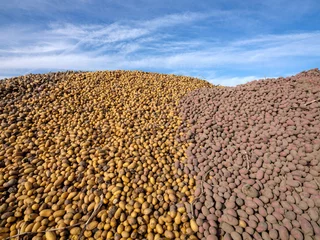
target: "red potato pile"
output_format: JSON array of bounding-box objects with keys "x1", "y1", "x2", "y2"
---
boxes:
[{"x1": 177, "y1": 68, "x2": 320, "y2": 240}]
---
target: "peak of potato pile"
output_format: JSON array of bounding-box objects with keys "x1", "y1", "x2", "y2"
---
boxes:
[{"x1": 0, "y1": 69, "x2": 319, "y2": 240}]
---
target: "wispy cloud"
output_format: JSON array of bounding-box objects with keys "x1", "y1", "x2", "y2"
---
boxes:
[
  {"x1": 0, "y1": 42, "x2": 72, "y2": 55},
  {"x1": 0, "y1": 12, "x2": 211, "y2": 71},
  {"x1": 141, "y1": 11, "x2": 213, "y2": 28},
  {"x1": 0, "y1": 10, "x2": 320, "y2": 85}
]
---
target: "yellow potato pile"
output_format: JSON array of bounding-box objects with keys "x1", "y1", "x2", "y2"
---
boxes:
[{"x1": 0, "y1": 71, "x2": 212, "y2": 239}]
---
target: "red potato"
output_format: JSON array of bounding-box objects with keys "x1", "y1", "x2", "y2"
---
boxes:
[
  {"x1": 247, "y1": 220, "x2": 258, "y2": 228},
  {"x1": 223, "y1": 233, "x2": 232, "y2": 240},
  {"x1": 266, "y1": 215, "x2": 282, "y2": 223},
  {"x1": 237, "y1": 209, "x2": 248, "y2": 218},
  {"x1": 304, "y1": 182, "x2": 318, "y2": 189},
  {"x1": 291, "y1": 228, "x2": 304, "y2": 240},
  {"x1": 286, "y1": 195, "x2": 295, "y2": 204},
  {"x1": 286, "y1": 179, "x2": 301, "y2": 187},
  {"x1": 304, "y1": 187, "x2": 319, "y2": 195},
  {"x1": 291, "y1": 203, "x2": 303, "y2": 215},
  {"x1": 242, "y1": 232, "x2": 253, "y2": 240},
  {"x1": 311, "y1": 220, "x2": 320, "y2": 235},
  {"x1": 308, "y1": 208, "x2": 319, "y2": 221},
  {"x1": 231, "y1": 231, "x2": 242, "y2": 240},
  {"x1": 224, "y1": 208, "x2": 237, "y2": 218},
  {"x1": 207, "y1": 235, "x2": 218, "y2": 240},
  {"x1": 221, "y1": 214, "x2": 238, "y2": 226},
  {"x1": 278, "y1": 226, "x2": 289, "y2": 240},
  {"x1": 281, "y1": 201, "x2": 293, "y2": 211},
  {"x1": 311, "y1": 195, "x2": 320, "y2": 207},
  {"x1": 258, "y1": 206, "x2": 268, "y2": 217},
  {"x1": 256, "y1": 169, "x2": 264, "y2": 180},
  {"x1": 253, "y1": 231, "x2": 263, "y2": 240},
  {"x1": 269, "y1": 229, "x2": 279, "y2": 240},
  {"x1": 253, "y1": 198, "x2": 264, "y2": 207},
  {"x1": 286, "y1": 211, "x2": 297, "y2": 221},
  {"x1": 245, "y1": 200, "x2": 258, "y2": 209},
  {"x1": 299, "y1": 217, "x2": 314, "y2": 236},
  {"x1": 306, "y1": 199, "x2": 315, "y2": 208},
  {"x1": 256, "y1": 222, "x2": 268, "y2": 232},
  {"x1": 299, "y1": 201, "x2": 309, "y2": 211},
  {"x1": 221, "y1": 222, "x2": 235, "y2": 233},
  {"x1": 261, "y1": 232, "x2": 271, "y2": 240},
  {"x1": 260, "y1": 196, "x2": 270, "y2": 204},
  {"x1": 283, "y1": 218, "x2": 293, "y2": 231}
]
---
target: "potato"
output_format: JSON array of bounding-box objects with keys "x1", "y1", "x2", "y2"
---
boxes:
[
  {"x1": 311, "y1": 220, "x2": 320, "y2": 235},
  {"x1": 256, "y1": 222, "x2": 268, "y2": 232},
  {"x1": 278, "y1": 226, "x2": 289, "y2": 240},
  {"x1": 300, "y1": 217, "x2": 313, "y2": 235},
  {"x1": 231, "y1": 231, "x2": 242, "y2": 240},
  {"x1": 221, "y1": 222, "x2": 234, "y2": 233},
  {"x1": 290, "y1": 228, "x2": 303, "y2": 240},
  {"x1": 45, "y1": 231, "x2": 56, "y2": 240},
  {"x1": 269, "y1": 229, "x2": 279, "y2": 240},
  {"x1": 221, "y1": 214, "x2": 238, "y2": 226}
]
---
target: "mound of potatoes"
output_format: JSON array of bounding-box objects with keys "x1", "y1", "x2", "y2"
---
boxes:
[
  {"x1": 177, "y1": 68, "x2": 320, "y2": 240},
  {"x1": 1, "y1": 68, "x2": 319, "y2": 240},
  {"x1": 0, "y1": 71, "x2": 212, "y2": 239}
]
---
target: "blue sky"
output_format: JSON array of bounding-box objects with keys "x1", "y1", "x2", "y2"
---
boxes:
[{"x1": 0, "y1": 0, "x2": 319, "y2": 86}]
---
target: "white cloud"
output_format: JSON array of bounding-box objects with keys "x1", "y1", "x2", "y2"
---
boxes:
[
  {"x1": 1, "y1": 12, "x2": 206, "y2": 57},
  {"x1": 47, "y1": 23, "x2": 94, "y2": 38},
  {"x1": 0, "y1": 42, "x2": 71, "y2": 54},
  {"x1": 141, "y1": 11, "x2": 213, "y2": 28},
  {"x1": 209, "y1": 76, "x2": 261, "y2": 86},
  {"x1": 0, "y1": 12, "x2": 320, "y2": 85},
  {"x1": 232, "y1": 32, "x2": 320, "y2": 47}
]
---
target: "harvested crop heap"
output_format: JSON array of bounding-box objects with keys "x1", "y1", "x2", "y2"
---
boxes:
[
  {"x1": 0, "y1": 71, "x2": 211, "y2": 240},
  {"x1": 0, "y1": 68, "x2": 319, "y2": 240},
  {"x1": 177, "y1": 69, "x2": 320, "y2": 240}
]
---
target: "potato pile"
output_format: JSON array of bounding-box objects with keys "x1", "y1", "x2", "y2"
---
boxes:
[
  {"x1": 1, "y1": 68, "x2": 320, "y2": 240},
  {"x1": 177, "y1": 68, "x2": 320, "y2": 240},
  {"x1": 0, "y1": 71, "x2": 212, "y2": 240}
]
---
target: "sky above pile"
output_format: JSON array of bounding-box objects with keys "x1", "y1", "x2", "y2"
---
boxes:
[{"x1": 0, "y1": 0, "x2": 320, "y2": 86}]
